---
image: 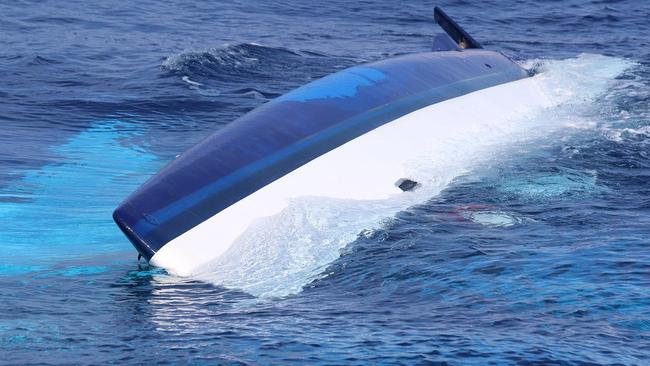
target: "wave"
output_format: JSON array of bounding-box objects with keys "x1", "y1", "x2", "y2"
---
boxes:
[
  {"x1": 160, "y1": 43, "x2": 358, "y2": 98},
  {"x1": 605, "y1": 125, "x2": 650, "y2": 143},
  {"x1": 162, "y1": 43, "x2": 322, "y2": 79},
  {"x1": 496, "y1": 168, "x2": 603, "y2": 201}
]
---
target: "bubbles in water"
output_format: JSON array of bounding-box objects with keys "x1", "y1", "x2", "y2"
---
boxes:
[
  {"x1": 181, "y1": 76, "x2": 203, "y2": 87},
  {"x1": 604, "y1": 125, "x2": 650, "y2": 143},
  {"x1": 457, "y1": 207, "x2": 529, "y2": 228},
  {"x1": 497, "y1": 169, "x2": 602, "y2": 201},
  {"x1": 162, "y1": 44, "x2": 263, "y2": 76}
]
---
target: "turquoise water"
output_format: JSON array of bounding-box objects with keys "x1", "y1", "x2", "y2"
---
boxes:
[{"x1": 0, "y1": 121, "x2": 161, "y2": 275}]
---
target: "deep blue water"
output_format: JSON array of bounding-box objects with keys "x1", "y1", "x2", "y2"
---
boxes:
[{"x1": 2, "y1": 0, "x2": 650, "y2": 364}]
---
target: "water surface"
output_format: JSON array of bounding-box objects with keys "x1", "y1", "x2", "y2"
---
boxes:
[{"x1": 1, "y1": 0, "x2": 649, "y2": 364}]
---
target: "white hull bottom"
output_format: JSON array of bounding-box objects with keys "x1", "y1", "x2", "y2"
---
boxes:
[{"x1": 151, "y1": 76, "x2": 554, "y2": 278}]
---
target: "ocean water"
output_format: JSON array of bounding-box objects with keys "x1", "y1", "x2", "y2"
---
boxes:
[{"x1": 1, "y1": 0, "x2": 650, "y2": 364}]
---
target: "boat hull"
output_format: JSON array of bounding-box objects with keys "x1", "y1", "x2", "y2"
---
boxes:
[{"x1": 113, "y1": 49, "x2": 542, "y2": 275}]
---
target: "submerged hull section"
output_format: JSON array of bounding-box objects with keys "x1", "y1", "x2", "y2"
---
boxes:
[{"x1": 114, "y1": 49, "x2": 531, "y2": 275}]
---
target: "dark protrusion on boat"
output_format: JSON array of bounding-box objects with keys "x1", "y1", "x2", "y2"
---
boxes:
[
  {"x1": 396, "y1": 178, "x2": 419, "y2": 192},
  {"x1": 434, "y1": 7, "x2": 482, "y2": 49}
]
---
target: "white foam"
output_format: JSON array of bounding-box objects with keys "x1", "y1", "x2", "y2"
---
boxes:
[
  {"x1": 463, "y1": 210, "x2": 528, "y2": 228},
  {"x1": 181, "y1": 76, "x2": 203, "y2": 86},
  {"x1": 192, "y1": 54, "x2": 634, "y2": 298},
  {"x1": 605, "y1": 125, "x2": 650, "y2": 143}
]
